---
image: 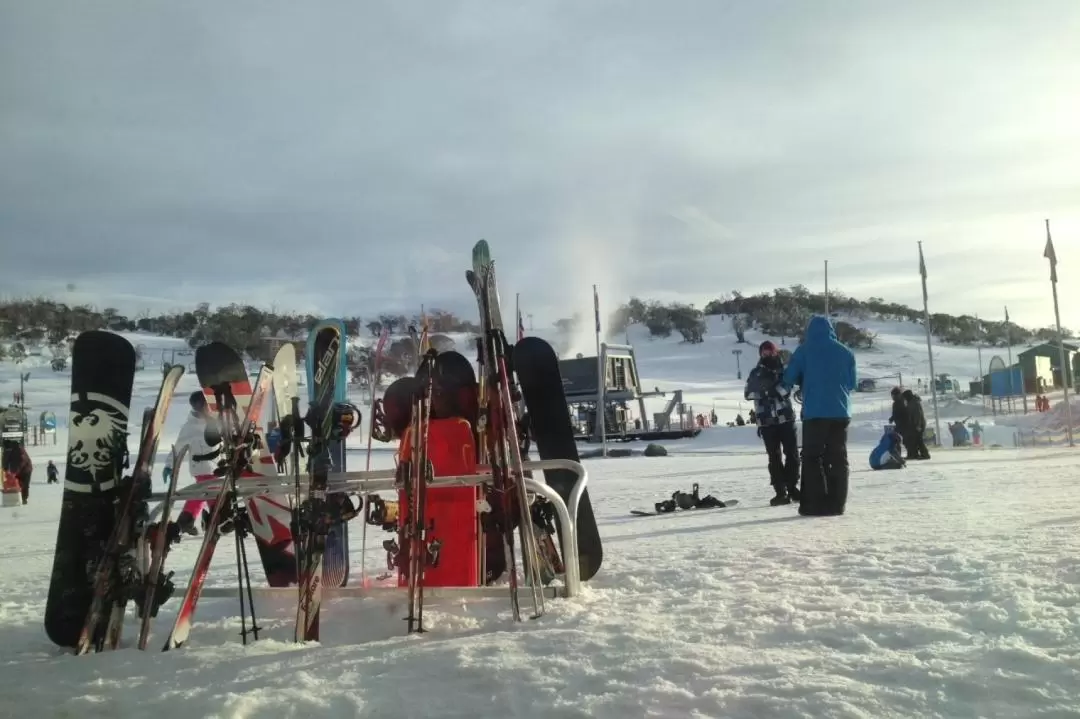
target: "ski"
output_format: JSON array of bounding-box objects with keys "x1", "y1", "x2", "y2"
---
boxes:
[
  {"x1": 71, "y1": 361, "x2": 184, "y2": 654},
  {"x1": 136, "y1": 443, "x2": 190, "y2": 649},
  {"x1": 162, "y1": 347, "x2": 272, "y2": 651},
  {"x1": 468, "y1": 239, "x2": 545, "y2": 620}
]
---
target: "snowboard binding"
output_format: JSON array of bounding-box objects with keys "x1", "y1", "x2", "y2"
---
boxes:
[
  {"x1": 366, "y1": 495, "x2": 400, "y2": 532},
  {"x1": 654, "y1": 483, "x2": 727, "y2": 513}
]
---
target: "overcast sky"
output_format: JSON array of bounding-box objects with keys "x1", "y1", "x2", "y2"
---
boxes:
[{"x1": 2, "y1": 1, "x2": 1078, "y2": 331}]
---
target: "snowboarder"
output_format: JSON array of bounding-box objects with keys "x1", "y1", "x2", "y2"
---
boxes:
[
  {"x1": 654, "y1": 483, "x2": 728, "y2": 513},
  {"x1": 173, "y1": 391, "x2": 223, "y2": 536},
  {"x1": 783, "y1": 315, "x2": 856, "y2": 517},
  {"x1": 46, "y1": 460, "x2": 59, "y2": 484},
  {"x1": 744, "y1": 340, "x2": 800, "y2": 506},
  {"x1": 869, "y1": 426, "x2": 906, "y2": 470},
  {"x1": 902, "y1": 389, "x2": 931, "y2": 459},
  {"x1": 1, "y1": 440, "x2": 32, "y2": 504}
]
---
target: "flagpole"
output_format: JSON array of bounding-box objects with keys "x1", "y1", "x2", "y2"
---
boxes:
[
  {"x1": 975, "y1": 313, "x2": 985, "y2": 406},
  {"x1": 824, "y1": 260, "x2": 830, "y2": 316},
  {"x1": 514, "y1": 293, "x2": 520, "y2": 340},
  {"x1": 1005, "y1": 306, "x2": 1017, "y2": 413},
  {"x1": 594, "y1": 284, "x2": 607, "y2": 457},
  {"x1": 918, "y1": 242, "x2": 943, "y2": 446},
  {"x1": 1045, "y1": 219, "x2": 1074, "y2": 446}
]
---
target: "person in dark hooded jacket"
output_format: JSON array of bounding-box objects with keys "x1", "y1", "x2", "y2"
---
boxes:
[
  {"x1": 902, "y1": 389, "x2": 931, "y2": 459},
  {"x1": 889, "y1": 387, "x2": 910, "y2": 449},
  {"x1": 744, "y1": 341, "x2": 800, "y2": 506},
  {"x1": 783, "y1": 315, "x2": 856, "y2": 516}
]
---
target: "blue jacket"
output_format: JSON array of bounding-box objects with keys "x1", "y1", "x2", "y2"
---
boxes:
[
  {"x1": 870, "y1": 428, "x2": 904, "y2": 469},
  {"x1": 782, "y1": 315, "x2": 856, "y2": 420}
]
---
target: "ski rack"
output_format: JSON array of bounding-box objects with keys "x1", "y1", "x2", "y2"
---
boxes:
[{"x1": 157, "y1": 458, "x2": 588, "y2": 600}]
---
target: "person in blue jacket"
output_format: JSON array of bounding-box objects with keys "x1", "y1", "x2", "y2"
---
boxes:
[
  {"x1": 870, "y1": 426, "x2": 906, "y2": 470},
  {"x1": 782, "y1": 315, "x2": 857, "y2": 516}
]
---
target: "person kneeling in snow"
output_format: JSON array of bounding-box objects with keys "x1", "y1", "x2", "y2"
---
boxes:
[
  {"x1": 869, "y1": 426, "x2": 906, "y2": 470},
  {"x1": 745, "y1": 340, "x2": 800, "y2": 506}
]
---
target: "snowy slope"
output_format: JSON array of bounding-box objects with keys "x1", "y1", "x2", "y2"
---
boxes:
[{"x1": 0, "y1": 324, "x2": 1078, "y2": 718}]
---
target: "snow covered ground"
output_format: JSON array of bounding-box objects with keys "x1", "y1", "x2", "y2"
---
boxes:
[{"x1": 0, "y1": 322, "x2": 1078, "y2": 718}]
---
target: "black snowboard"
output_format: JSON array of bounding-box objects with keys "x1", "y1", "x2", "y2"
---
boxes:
[
  {"x1": 382, "y1": 376, "x2": 422, "y2": 438},
  {"x1": 195, "y1": 341, "x2": 247, "y2": 389},
  {"x1": 45, "y1": 331, "x2": 137, "y2": 648},
  {"x1": 417, "y1": 350, "x2": 480, "y2": 427},
  {"x1": 512, "y1": 336, "x2": 603, "y2": 581}
]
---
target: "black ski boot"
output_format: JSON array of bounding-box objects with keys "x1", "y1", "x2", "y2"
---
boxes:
[
  {"x1": 787, "y1": 484, "x2": 801, "y2": 502},
  {"x1": 769, "y1": 488, "x2": 791, "y2": 506},
  {"x1": 175, "y1": 510, "x2": 198, "y2": 536}
]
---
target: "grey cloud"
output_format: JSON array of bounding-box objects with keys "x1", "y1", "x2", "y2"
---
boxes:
[{"x1": 2, "y1": 0, "x2": 1078, "y2": 328}]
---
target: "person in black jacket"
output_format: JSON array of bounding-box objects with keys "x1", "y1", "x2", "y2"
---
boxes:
[
  {"x1": 745, "y1": 341, "x2": 800, "y2": 506},
  {"x1": 889, "y1": 386, "x2": 911, "y2": 453},
  {"x1": 902, "y1": 389, "x2": 931, "y2": 459}
]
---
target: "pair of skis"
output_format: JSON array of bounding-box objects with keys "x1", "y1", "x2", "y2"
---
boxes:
[
  {"x1": 163, "y1": 344, "x2": 274, "y2": 650},
  {"x1": 74, "y1": 362, "x2": 186, "y2": 653},
  {"x1": 468, "y1": 240, "x2": 547, "y2": 621}
]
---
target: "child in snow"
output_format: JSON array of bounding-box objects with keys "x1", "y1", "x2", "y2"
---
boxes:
[
  {"x1": 869, "y1": 426, "x2": 905, "y2": 470},
  {"x1": 744, "y1": 340, "x2": 800, "y2": 506},
  {"x1": 173, "y1": 391, "x2": 224, "y2": 536},
  {"x1": 46, "y1": 460, "x2": 59, "y2": 484}
]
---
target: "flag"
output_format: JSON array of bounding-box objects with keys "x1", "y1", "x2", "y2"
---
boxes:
[
  {"x1": 593, "y1": 285, "x2": 601, "y2": 335},
  {"x1": 918, "y1": 243, "x2": 927, "y2": 280},
  {"x1": 516, "y1": 307, "x2": 525, "y2": 342},
  {"x1": 1045, "y1": 219, "x2": 1058, "y2": 283},
  {"x1": 1004, "y1": 305, "x2": 1010, "y2": 324}
]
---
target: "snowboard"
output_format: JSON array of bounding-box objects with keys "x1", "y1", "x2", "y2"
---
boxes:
[
  {"x1": 297, "y1": 323, "x2": 347, "y2": 641},
  {"x1": 512, "y1": 336, "x2": 603, "y2": 582},
  {"x1": 246, "y1": 343, "x2": 301, "y2": 587},
  {"x1": 306, "y1": 319, "x2": 350, "y2": 588},
  {"x1": 45, "y1": 331, "x2": 137, "y2": 649},
  {"x1": 629, "y1": 500, "x2": 739, "y2": 517}
]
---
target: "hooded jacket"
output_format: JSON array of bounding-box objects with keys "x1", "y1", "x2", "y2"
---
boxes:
[
  {"x1": 902, "y1": 390, "x2": 926, "y2": 433},
  {"x1": 870, "y1": 427, "x2": 904, "y2": 469},
  {"x1": 782, "y1": 315, "x2": 856, "y2": 420}
]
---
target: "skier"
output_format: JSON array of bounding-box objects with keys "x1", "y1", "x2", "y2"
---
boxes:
[
  {"x1": 782, "y1": 315, "x2": 856, "y2": 517},
  {"x1": 46, "y1": 460, "x2": 59, "y2": 484},
  {"x1": 869, "y1": 426, "x2": 906, "y2": 470},
  {"x1": 1, "y1": 440, "x2": 32, "y2": 504},
  {"x1": 902, "y1": 389, "x2": 931, "y2": 459},
  {"x1": 173, "y1": 391, "x2": 223, "y2": 536},
  {"x1": 744, "y1": 340, "x2": 800, "y2": 506}
]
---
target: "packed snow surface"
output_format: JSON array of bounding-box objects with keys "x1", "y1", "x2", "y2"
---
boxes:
[{"x1": 0, "y1": 323, "x2": 1077, "y2": 718}]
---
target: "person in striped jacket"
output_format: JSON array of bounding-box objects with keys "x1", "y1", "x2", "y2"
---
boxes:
[{"x1": 744, "y1": 341, "x2": 801, "y2": 506}]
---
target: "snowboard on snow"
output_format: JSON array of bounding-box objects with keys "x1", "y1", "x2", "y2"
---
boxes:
[
  {"x1": 513, "y1": 336, "x2": 603, "y2": 582},
  {"x1": 45, "y1": 331, "x2": 137, "y2": 648},
  {"x1": 629, "y1": 500, "x2": 739, "y2": 517},
  {"x1": 306, "y1": 319, "x2": 351, "y2": 588}
]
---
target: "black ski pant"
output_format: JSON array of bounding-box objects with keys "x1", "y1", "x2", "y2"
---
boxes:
[
  {"x1": 799, "y1": 418, "x2": 849, "y2": 516},
  {"x1": 903, "y1": 430, "x2": 931, "y2": 460},
  {"x1": 760, "y1": 423, "x2": 799, "y2": 493},
  {"x1": 17, "y1": 474, "x2": 29, "y2": 503}
]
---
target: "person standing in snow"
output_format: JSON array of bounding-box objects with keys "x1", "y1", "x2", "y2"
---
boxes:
[
  {"x1": 901, "y1": 389, "x2": 931, "y2": 459},
  {"x1": 782, "y1": 315, "x2": 856, "y2": 517},
  {"x1": 744, "y1": 341, "x2": 800, "y2": 505},
  {"x1": 46, "y1": 460, "x2": 59, "y2": 484},
  {"x1": 2, "y1": 441, "x2": 32, "y2": 504},
  {"x1": 172, "y1": 391, "x2": 223, "y2": 535},
  {"x1": 889, "y1": 387, "x2": 911, "y2": 451}
]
